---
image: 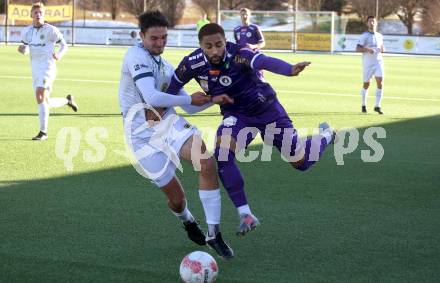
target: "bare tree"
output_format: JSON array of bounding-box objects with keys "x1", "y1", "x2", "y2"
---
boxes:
[
  {"x1": 160, "y1": 0, "x2": 186, "y2": 27},
  {"x1": 396, "y1": 0, "x2": 426, "y2": 34},
  {"x1": 421, "y1": 0, "x2": 440, "y2": 35},
  {"x1": 120, "y1": 0, "x2": 161, "y2": 16},
  {"x1": 350, "y1": 0, "x2": 396, "y2": 22}
]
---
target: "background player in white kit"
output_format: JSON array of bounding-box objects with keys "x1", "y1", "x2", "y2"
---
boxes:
[
  {"x1": 356, "y1": 16, "x2": 385, "y2": 115},
  {"x1": 17, "y1": 2, "x2": 78, "y2": 141},
  {"x1": 118, "y1": 11, "x2": 234, "y2": 259}
]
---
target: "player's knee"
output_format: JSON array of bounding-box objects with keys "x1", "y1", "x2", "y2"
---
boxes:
[
  {"x1": 35, "y1": 88, "x2": 46, "y2": 103},
  {"x1": 363, "y1": 82, "x2": 370, "y2": 89}
]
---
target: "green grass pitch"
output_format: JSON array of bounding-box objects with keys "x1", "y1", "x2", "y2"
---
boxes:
[{"x1": 0, "y1": 45, "x2": 439, "y2": 282}]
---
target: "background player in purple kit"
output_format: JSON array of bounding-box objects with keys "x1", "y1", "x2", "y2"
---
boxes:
[
  {"x1": 167, "y1": 23, "x2": 336, "y2": 236},
  {"x1": 233, "y1": 8, "x2": 265, "y2": 50}
]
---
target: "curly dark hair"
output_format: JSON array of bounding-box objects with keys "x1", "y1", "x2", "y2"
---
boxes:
[
  {"x1": 138, "y1": 10, "x2": 169, "y2": 33},
  {"x1": 198, "y1": 23, "x2": 225, "y2": 42}
]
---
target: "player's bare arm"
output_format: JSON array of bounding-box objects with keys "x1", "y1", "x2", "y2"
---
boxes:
[
  {"x1": 211, "y1": 94, "x2": 234, "y2": 105},
  {"x1": 190, "y1": 92, "x2": 211, "y2": 105},
  {"x1": 17, "y1": 44, "x2": 28, "y2": 54},
  {"x1": 291, "y1": 61, "x2": 311, "y2": 76},
  {"x1": 356, "y1": 44, "x2": 374, "y2": 54}
]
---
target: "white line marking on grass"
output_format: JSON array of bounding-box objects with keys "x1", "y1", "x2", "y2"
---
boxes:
[
  {"x1": 1, "y1": 75, "x2": 439, "y2": 102},
  {"x1": 0, "y1": 75, "x2": 117, "y2": 84},
  {"x1": 275, "y1": 89, "x2": 440, "y2": 102}
]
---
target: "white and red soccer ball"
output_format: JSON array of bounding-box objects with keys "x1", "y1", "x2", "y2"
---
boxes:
[{"x1": 179, "y1": 251, "x2": 218, "y2": 283}]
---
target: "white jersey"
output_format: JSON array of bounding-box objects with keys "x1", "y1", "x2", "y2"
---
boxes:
[
  {"x1": 119, "y1": 43, "x2": 178, "y2": 140},
  {"x1": 22, "y1": 23, "x2": 67, "y2": 90},
  {"x1": 358, "y1": 31, "x2": 384, "y2": 67},
  {"x1": 119, "y1": 43, "x2": 198, "y2": 187},
  {"x1": 21, "y1": 23, "x2": 64, "y2": 68}
]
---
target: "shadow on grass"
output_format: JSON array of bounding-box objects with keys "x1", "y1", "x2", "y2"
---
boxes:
[{"x1": 1, "y1": 115, "x2": 439, "y2": 282}]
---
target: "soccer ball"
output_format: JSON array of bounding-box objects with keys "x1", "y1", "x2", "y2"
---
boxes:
[{"x1": 179, "y1": 251, "x2": 218, "y2": 283}]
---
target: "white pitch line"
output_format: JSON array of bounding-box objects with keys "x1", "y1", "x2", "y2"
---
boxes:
[
  {"x1": 0, "y1": 75, "x2": 117, "y2": 84},
  {"x1": 1, "y1": 74, "x2": 439, "y2": 102}
]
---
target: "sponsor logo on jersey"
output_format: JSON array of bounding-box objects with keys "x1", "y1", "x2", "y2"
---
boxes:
[
  {"x1": 197, "y1": 75, "x2": 208, "y2": 80},
  {"x1": 219, "y1": 75, "x2": 232, "y2": 86},
  {"x1": 134, "y1": 64, "x2": 148, "y2": 71},
  {"x1": 190, "y1": 61, "x2": 206, "y2": 69},
  {"x1": 209, "y1": 69, "x2": 220, "y2": 76},
  {"x1": 188, "y1": 53, "x2": 203, "y2": 61},
  {"x1": 234, "y1": 55, "x2": 250, "y2": 66}
]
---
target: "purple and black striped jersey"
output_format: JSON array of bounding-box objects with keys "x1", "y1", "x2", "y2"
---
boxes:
[
  {"x1": 233, "y1": 24, "x2": 264, "y2": 46},
  {"x1": 167, "y1": 42, "x2": 277, "y2": 115}
]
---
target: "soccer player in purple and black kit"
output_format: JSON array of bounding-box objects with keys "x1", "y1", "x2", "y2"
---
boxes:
[
  {"x1": 167, "y1": 23, "x2": 336, "y2": 236},
  {"x1": 234, "y1": 8, "x2": 265, "y2": 50}
]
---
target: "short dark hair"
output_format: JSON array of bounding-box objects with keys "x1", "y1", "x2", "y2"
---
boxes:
[
  {"x1": 367, "y1": 15, "x2": 375, "y2": 21},
  {"x1": 198, "y1": 23, "x2": 225, "y2": 41},
  {"x1": 138, "y1": 10, "x2": 169, "y2": 33}
]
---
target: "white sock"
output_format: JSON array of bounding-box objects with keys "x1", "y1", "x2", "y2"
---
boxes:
[
  {"x1": 48, "y1": 97, "x2": 68, "y2": 108},
  {"x1": 172, "y1": 203, "x2": 194, "y2": 223},
  {"x1": 237, "y1": 204, "x2": 252, "y2": 216},
  {"x1": 199, "y1": 189, "x2": 221, "y2": 225},
  {"x1": 375, "y1": 88, "x2": 383, "y2": 107},
  {"x1": 39, "y1": 102, "x2": 49, "y2": 133},
  {"x1": 361, "y1": 88, "x2": 368, "y2": 106}
]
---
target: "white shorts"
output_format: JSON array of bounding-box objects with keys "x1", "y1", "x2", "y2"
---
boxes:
[
  {"x1": 31, "y1": 63, "x2": 57, "y2": 92},
  {"x1": 128, "y1": 114, "x2": 198, "y2": 188},
  {"x1": 363, "y1": 62, "x2": 384, "y2": 82}
]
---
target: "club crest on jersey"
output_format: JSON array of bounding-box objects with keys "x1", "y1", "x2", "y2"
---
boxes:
[
  {"x1": 40, "y1": 34, "x2": 45, "y2": 40},
  {"x1": 246, "y1": 32, "x2": 252, "y2": 38},
  {"x1": 219, "y1": 76, "x2": 232, "y2": 86}
]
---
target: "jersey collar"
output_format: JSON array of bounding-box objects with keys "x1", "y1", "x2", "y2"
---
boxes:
[{"x1": 141, "y1": 44, "x2": 163, "y2": 67}]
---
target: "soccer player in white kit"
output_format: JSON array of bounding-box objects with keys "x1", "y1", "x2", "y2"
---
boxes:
[
  {"x1": 118, "y1": 11, "x2": 234, "y2": 259},
  {"x1": 17, "y1": 2, "x2": 78, "y2": 141},
  {"x1": 356, "y1": 16, "x2": 385, "y2": 115}
]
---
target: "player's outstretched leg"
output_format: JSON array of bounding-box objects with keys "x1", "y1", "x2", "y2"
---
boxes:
[
  {"x1": 237, "y1": 213, "x2": 260, "y2": 236},
  {"x1": 66, "y1": 94, "x2": 78, "y2": 112},
  {"x1": 214, "y1": 146, "x2": 260, "y2": 237},
  {"x1": 180, "y1": 135, "x2": 234, "y2": 258},
  {"x1": 294, "y1": 122, "x2": 336, "y2": 172}
]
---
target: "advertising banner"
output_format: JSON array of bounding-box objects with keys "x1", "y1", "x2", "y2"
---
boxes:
[
  {"x1": 8, "y1": 4, "x2": 72, "y2": 22},
  {"x1": 297, "y1": 33, "x2": 331, "y2": 51}
]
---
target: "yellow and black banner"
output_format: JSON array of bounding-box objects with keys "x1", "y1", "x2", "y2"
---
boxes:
[
  {"x1": 297, "y1": 33, "x2": 331, "y2": 51},
  {"x1": 263, "y1": 32, "x2": 292, "y2": 50},
  {"x1": 8, "y1": 4, "x2": 72, "y2": 22}
]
